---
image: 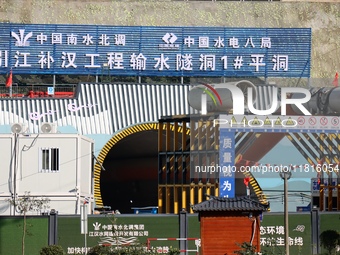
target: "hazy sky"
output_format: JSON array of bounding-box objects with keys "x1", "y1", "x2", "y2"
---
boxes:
[{"x1": 254, "y1": 136, "x2": 314, "y2": 212}]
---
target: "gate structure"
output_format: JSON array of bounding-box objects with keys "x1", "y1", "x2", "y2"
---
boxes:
[
  {"x1": 158, "y1": 114, "x2": 340, "y2": 214},
  {"x1": 157, "y1": 115, "x2": 266, "y2": 214}
]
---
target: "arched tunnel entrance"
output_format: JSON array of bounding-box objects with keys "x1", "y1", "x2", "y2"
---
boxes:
[
  {"x1": 93, "y1": 120, "x2": 267, "y2": 214},
  {"x1": 94, "y1": 122, "x2": 186, "y2": 214},
  {"x1": 101, "y1": 128, "x2": 158, "y2": 213}
]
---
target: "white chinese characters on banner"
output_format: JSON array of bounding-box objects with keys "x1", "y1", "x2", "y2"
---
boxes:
[
  {"x1": 66, "y1": 223, "x2": 148, "y2": 254},
  {"x1": 66, "y1": 246, "x2": 172, "y2": 255},
  {"x1": 260, "y1": 225, "x2": 305, "y2": 247},
  {"x1": 89, "y1": 223, "x2": 148, "y2": 237},
  {"x1": 3, "y1": 29, "x2": 289, "y2": 72},
  {"x1": 67, "y1": 247, "x2": 90, "y2": 254},
  {"x1": 5, "y1": 50, "x2": 287, "y2": 72},
  {"x1": 219, "y1": 130, "x2": 235, "y2": 198}
]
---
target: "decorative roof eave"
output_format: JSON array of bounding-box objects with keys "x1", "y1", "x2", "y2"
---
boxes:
[{"x1": 192, "y1": 195, "x2": 269, "y2": 212}]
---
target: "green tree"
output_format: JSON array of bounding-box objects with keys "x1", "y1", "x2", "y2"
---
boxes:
[
  {"x1": 7, "y1": 191, "x2": 50, "y2": 255},
  {"x1": 233, "y1": 242, "x2": 257, "y2": 255},
  {"x1": 320, "y1": 230, "x2": 340, "y2": 255},
  {"x1": 87, "y1": 245, "x2": 112, "y2": 255},
  {"x1": 40, "y1": 245, "x2": 65, "y2": 255}
]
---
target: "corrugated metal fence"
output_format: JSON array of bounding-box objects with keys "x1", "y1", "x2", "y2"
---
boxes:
[{"x1": 0, "y1": 82, "x2": 278, "y2": 135}]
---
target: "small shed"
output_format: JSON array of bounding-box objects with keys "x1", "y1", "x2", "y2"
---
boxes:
[{"x1": 192, "y1": 196, "x2": 269, "y2": 255}]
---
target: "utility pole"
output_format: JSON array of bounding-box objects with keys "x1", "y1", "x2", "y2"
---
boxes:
[
  {"x1": 81, "y1": 204, "x2": 88, "y2": 254},
  {"x1": 280, "y1": 170, "x2": 292, "y2": 255}
]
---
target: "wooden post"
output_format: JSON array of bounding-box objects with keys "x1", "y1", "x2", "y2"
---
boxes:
[
  {"x1": 328, "y1": 184, "x2": 333, "y2": 211},
  {"x1": 198, "y1": 182, "x2": 203, "y2": 204},
  {"x1": 166, "y1": 186, "x2": 171, "y2": 214},
  {"x1": 182, "y1": 186, "x2": 187, "y2": 212},
  {"x1": 337, "y1": 184, "x2": 340, "y2": 211},
  {"x1": 190, "y1": 183, "x2": 195, "y2": 214},
  {"x1": 158, "y1": 186, "x2": 163, "y2": 214},
  {"x1": 320, "y1": 185, "x2": 324, "y2": 211},
  {"x1": 174, "y1": 187, "x2": 178, "y2": 214}
]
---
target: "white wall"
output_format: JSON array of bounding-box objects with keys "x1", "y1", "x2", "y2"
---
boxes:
[{"x1": 0, "y1": 133, "x2": 94, "y2": 215}]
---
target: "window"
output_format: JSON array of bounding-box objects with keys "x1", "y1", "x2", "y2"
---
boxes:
[{"x1": 39, "y1": 147, "x2": 60, "y2": 172}]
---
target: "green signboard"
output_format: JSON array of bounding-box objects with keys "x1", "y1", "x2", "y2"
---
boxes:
[
  {"x1": 58, "y1": 214, "x2": 200, "y2": 254},
  {"x1": 0, "y1": 212, "x2": 339, "y2": 254},
  {"x1": 260, "y1": 213, "x2": 311, "y2": 254}
]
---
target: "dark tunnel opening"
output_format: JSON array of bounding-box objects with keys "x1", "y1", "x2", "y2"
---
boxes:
[{"x1": 100, "y1": 130, "x2": 159, "y2": 213}]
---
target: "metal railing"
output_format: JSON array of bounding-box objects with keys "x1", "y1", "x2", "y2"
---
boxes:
[{"x1": 0, "y1": 84, "x2": 77, "y2": 98}]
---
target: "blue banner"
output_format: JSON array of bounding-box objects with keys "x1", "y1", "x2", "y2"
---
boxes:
[
  {"x1": 0, "y1": 23, "x2": 311, "y2": 77},
  {"x1": 219, "y1": 129, "x2": 236, "y2": 198}
]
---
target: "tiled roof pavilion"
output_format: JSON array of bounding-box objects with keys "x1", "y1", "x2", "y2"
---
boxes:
[{"x1": 192, "y1": 196, "x2": 270, "y2": 212}]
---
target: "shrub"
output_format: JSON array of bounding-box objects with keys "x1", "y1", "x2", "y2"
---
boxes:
[
  {"x1": 234, "y1": 242, "x2": 257, "y2": 255},
  {"x1": 39, "y1": 245, "x2": 65, "y2": 255},
  {"x1": 87, "y1": 245, "x2": 113, "y2": 255},
  {"x1": 168, "y1": 247, "x2": 180, "y2": 255}
]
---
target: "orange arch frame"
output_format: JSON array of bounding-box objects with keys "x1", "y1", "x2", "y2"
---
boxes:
[
  {"x1": 93, "y1": 122, "x2": 190, "y2": 207},
  {"x1": 93, "y1": 122, "x2": 266, "y2": 208}
]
